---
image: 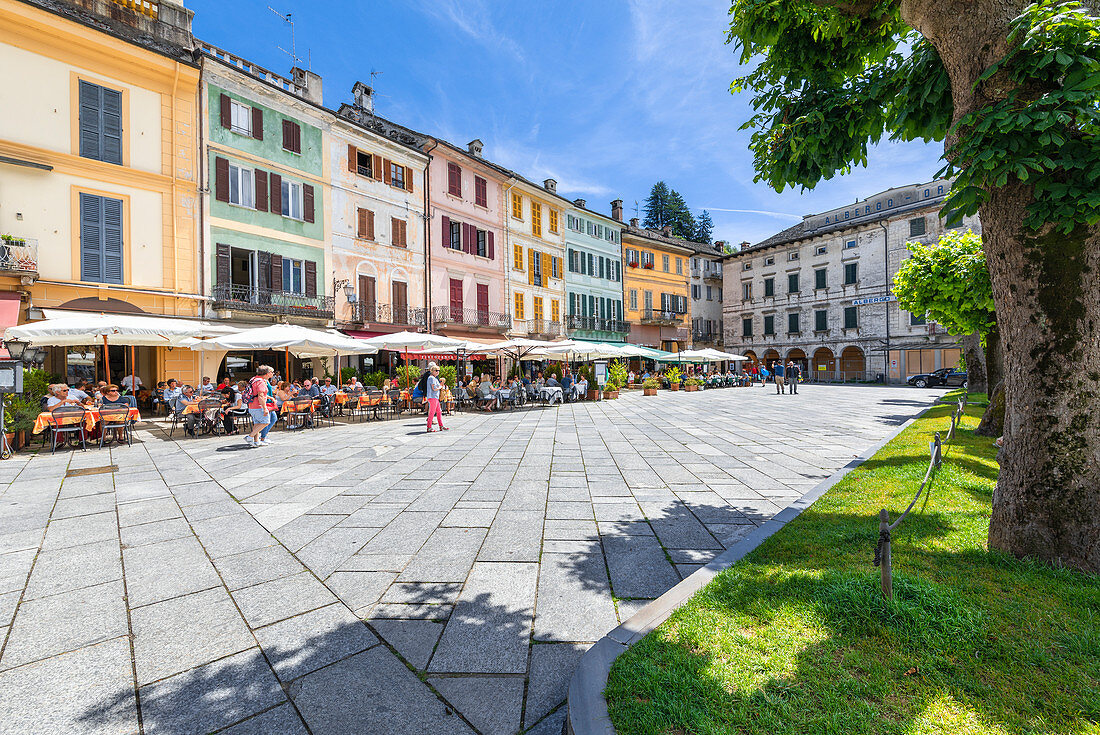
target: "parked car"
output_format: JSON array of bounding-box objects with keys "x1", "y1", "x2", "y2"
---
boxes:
[{"x1": 907, "y1": 367, "x2": 968, "y2": 389}]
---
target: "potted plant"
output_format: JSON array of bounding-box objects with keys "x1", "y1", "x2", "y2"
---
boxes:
[
  {"x1": 684, "y1": 377, "x2": 701, "y2": 392},
  {"x1": 604, "y1": 360, "x2": 627, "y2": 399},
  {"x1": 5, "y1": 395, "x2": 39, "y2": 451},
  {"x1": 666, "y1": 366, "x2": 682, "y2": 391},
  {"x1": 642, "y1": 378, "x2": 659, "y2": 396}
]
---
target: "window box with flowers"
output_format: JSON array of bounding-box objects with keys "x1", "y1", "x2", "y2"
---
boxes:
[{"x1": 642, "y1": 262, "x2": 655, "y2": 270}]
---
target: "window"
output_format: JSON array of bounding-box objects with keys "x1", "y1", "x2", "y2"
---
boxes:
[
  {"x1": 357, "y1": 208, "x2": 374, "y2": 239},
  {"x1": 228, "y1": 163, "x2": 255, "y2": 208},
  {"x1": 629, "y1": 289, "x2": 638, "y2": 310},
  {"x1": 389, "y1": 162, "x2": 405, "y2": 190},
  {"x1": 281, "y1": 179, "x2": 303, "y2": 219},
  {"x1": 742, "y1": 317, "x2": 753, "y2": 337},
  {"x1": 910, "y1": 312, "x2": 927, "y2": 326},
  {"x1": 816, "y1": 245, "x2": 827, "y2": 255},
  {"x1": 691, "y1": 284, "x2": 701, "y2": 299},
  {"x1": 512, "y1": 192, "x2": 523, "y2": 219},
  {"x1": 764, "y1": 277, "x2": 775, "y2": 298},
  {"x1": 229, "y1": 99, "x2": 252, "y2": 136},
  {"x1": 78, "y1": 80, "x2": 122, "y2": 165},
  {"x1": 533, "y1": 296, "x2": 544, "y2": 321},
  {"x1": 644, "y1": 290, "x2": 653, "y2": 310},
  {"x1": 356, "y1": 150, "x2": 373, "y2": 178},
  {"x1": 845, "y1": 238, "x2": 857, "y2": 249},
  {"x1": 552, "y1": 299, "x2": 560, "y2": 322},
  {"x1": 450, "y1": 221, "x2": 462, "y2": 249},
  {"x1": 676, "y1": 257, "x2": 683, "y2": 275},
  {"x1": 447, "y1": 163, "x2": 462, "y2": 196},
  {"x1": 763, "y1": 315, "x2": 775, "y2": 335},
  {"x1": 764, "y1": 256, "x2": 775, "y2": 266},
  {"x1": 844, "y1": 262, "x2": 858, "y2": 285},
  {"x1": 390, "y1": 217, "x2": 408, "y2": 247},
  {"x1": 474, "y1": 176, "x2": 487, "y2": 207},
  {"x1": 531, "y1": 201, "x2": 542, "y2": 237},
  {"x1": 549, "y1": 209, "x2": 559, "y2": 233},
  {"x1": 514, "y1": 292, "x2": 525, "y2": 319},
  {"x1": 844, "y1": 306, "x2": 858, "y2": 329},
  {"x1": 282, "y1": 258, "x2": 304, "y2": 294},
  {"x1": 79, "y1": 192, "x2": 123, "y2": 284},
  {"x1": 815, "y1": 309, "x2": 828, "y2": 331},
  {"x1": 743, "y1": 262, "x2": 753, "y2": 271},
  {"x1": 742, "y1": 282, "x2": 752, "y2": 300},
  {"x1": 815, "y1": 268, "x2": 827, "y2": 289},
  {"x1": 642, "y1": 251, "x2": 654, "y2": 268},
  {"x1": 551, "y1": 255, "x2": 560, "y2": 279},
  {"x1": 706, "y1": 285, "x2": 713, "y2": 301},
  {"x1": 662, "y1": 254, "x2": 670, "y2": 272},
  {"x1": 909, "y1": 217, "x2": 926, "y2": 237},
  {"x1": 281, "y1": 120, "x2": 301, "y2": 154},
  {"x1": 788, "y1": 251, "x2": 800, "y2": 261},
  {"x1": 788, "y1": 273, "x2": 800, "y2": 293},
  {"x1": 514, "y1": 244, "x2": 524, "y2": 270},
  {"x1": 476, "y1": 229, "x2": 487, "y2": 257},
  {"x1": 788, "y1": 312, "x2": 800, "y2": 334}
]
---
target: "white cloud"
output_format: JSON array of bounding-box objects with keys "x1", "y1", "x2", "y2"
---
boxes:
[{"x1": 411, "y1": 0, "x2": 526, "y2": 64}]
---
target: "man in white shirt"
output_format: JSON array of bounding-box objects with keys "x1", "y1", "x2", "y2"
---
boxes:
[
  {"x1": 46, "y1": 384, "x2": 82, "y2": 408},
  {"x1": 198, "y1": 377, "x2": 215, "y2": 394},
  {"x1": 120, "y1": 374, "x2": 143, "y2": 392},
  {"x1": 320, "y1": 378, "x2": 338, "y2": 396}
]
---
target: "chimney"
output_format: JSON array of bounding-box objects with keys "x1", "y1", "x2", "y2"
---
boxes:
[
  {"x1": 292, "y1": 67, "x2": 323, "y2": 105},
  {"x1": 611, "y1": 199, "x2": 623, "y2": 222},
  {"x1": 351, "y1": 81, "x2": 374, "y2": 113},
  {"x1": 573, "y1": 198, "x2": 586, "y2": 209},
  {"x1": 662, "y1": 225, "x2": 673, "y2": 237},
  {"x1": 714, "y1": 240, "x2": 727, "y2": 252},
  {"x1": 544, "y1": 179, "x2": 557, "y2": 194},
  {"x1": 467, "y1": 139, "x2": 484, "y2": 158},
  {"x1": 740, "y1": 241, "x2": 750, "y2": 251},
  {"x1": 629, "y1": 217, "x2": 640, "y2": 228},
  {"x1": 74, "y1": 0, "x2": 195, "y2": 48}
]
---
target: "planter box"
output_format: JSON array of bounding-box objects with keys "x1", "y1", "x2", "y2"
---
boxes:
[
  {"x1": 602, "y1": 390, "x2": 619, "y2": 399},
  {"x1": 669, "y1": 383, "x2": 680, "y2": 391},
  {"x1": 643, "y1": 388, "x2": 658, "y2": 396},
  {"x1": 685, "y1": 385, "x2": 700, "y2": 391},
  {"x1": 586, "y1": 389, "x2": 602, "y2": 401}
]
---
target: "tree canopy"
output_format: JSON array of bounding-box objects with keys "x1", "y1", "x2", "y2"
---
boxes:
[
  {"x1": 643, "y1": 181, "x2": 708, "y2": 241},
  {"x1": 695, "y1": 210, "x2": 715, "y2": 243},
  {"x1": 892, "y1": 229, "x2": 995, "y2": 337}
]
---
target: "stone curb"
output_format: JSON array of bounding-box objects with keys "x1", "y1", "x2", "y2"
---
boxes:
[{"x1": 565, "y1": 415, "x2": 922, "y2": 735}]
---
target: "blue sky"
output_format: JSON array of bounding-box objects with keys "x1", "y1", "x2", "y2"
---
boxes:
[{"x1": 188, "y1": 0, "x2": 947, "y2": 246}]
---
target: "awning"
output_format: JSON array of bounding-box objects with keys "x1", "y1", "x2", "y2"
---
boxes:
[
  {"x1": 0, "y1": 294, "x2": 20, "y2": 358},
  {"x1": 5, "y1": 311, "x2": 240, "y2": 347},
  {"x1": 186, "y1": 324, "x2": 377, "y2": 358}
]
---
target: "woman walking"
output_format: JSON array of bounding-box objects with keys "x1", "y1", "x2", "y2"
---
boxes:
[
  {"x1": 424, "y1": 362, "x2": 448, "y2": 433},
  {"x1": 246, "y1": 365, "x2": 276, "y2": 447}
]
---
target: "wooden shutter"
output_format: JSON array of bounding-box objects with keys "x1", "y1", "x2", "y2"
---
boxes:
[
  {"x1": 461, "y1": 223, "x2": 471, "y2": 254},
  {"x1": 254, "y1": 170, "x2": 268, "y2": 211},
  {"x1": 357, "y1": 208, "x2": 367, "y2": 238},
  {"x1": 487, "y1": 231, "x2": 495, "y2": 260},
  {"x1": 304, "y1": 260, "x2": 317, "y2": 297},
  {"x1": 347, "y1": 144, "x2": 357, "y2": 173},
  {"x1": 303, "y1": 184, "x2": 315, "y2": 223},
  {"x1": 102, "y1": 197, "x2": 123, "y2": 284},
  {"x1": 541, "y1": 253, "x2": 550, "y2": 287},
  {"x1": 216, "y1": 243, "x2": 230, "y2": 287},
  {"x1": 79, "y1": 193, "x2": 103, "y2": 282},
  {"x1": 372, "y1": 154, "x2": 383, "y2": 181},
  {"x1": 367, "y1": 210, "x2": 375, "y2": 240},
  {"x1": 359, "y1": 275, "x2": 376, "y2": 306},
  {"x1": 269, "y1": 254, "x2": 282, "y2": 292},
  {"x1": 100, "y1": 87, "x2": 122, "y2": 164},
  {"x1": 219, "y1": 93, "x2": 231, "y2": 129},
  {"x1": 382, "y1": 159, "x2": 392, "y2": 185},
  {"x1": 393, "y1": 281, "x2": 408, "y2": 310},
  {"x1": 476, "y1": 284, "x2": 489, "y2": 314},
  {"x1": 269, "y1": 173, "x2": 282, "y2": 214},
  {"x1": 251, "y1": 106, "x2": 263, "y2": 140},
  {"x1": 528, "y1": 249, "x2": 535, "y2": 285},
  {"x1": 391, "y1": 216, "x2": 400, "y2": 246},
  {"x1": 78, "y1": 81, "x2": 101, "y2": 160},
  {"x1": 441, "y1": 215, "x2": 450, "y2": 248},
  {"x1": 282, "y1": 120, "x2": 294, "y2": 152},
  {"x1": 214, "y1": 157, "x2": 229, "y2": 202},
  {"x1": 405, "y1": 166, "x2": 414, "y2": 192}
]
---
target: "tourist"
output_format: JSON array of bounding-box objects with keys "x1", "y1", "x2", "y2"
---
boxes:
[
  {"x1": 198, "y1": 376, "x2": 215, "y2": 394},
  {"x1": 120, "y1": 373, "x2": 142, "y2": 393},
  {"x1": 246, "y1": 365, "x2": 276, "y2": 448},
  {"x1": 218, "y1": 385, "x2": 244, "y2": 434},
  {"x1": 575, "y1": 372, "x2": 589, "y2": 400},
  {"x1": 173, "y1": 385, "x2": 201, "y2": 437},
  {"x1": 546, "y1": 373, "x2": 561, "y2": 388},
  {"x1": 163, "y1": 378, "x2": 181, "y2": 404},
  {"x1": 320, "y1": 377, "x2": 337, "y2": 396},
  {"x1": 773, "y1": 360, "x2": 786, "y2": 394},
  {"x1": 46, "y1": 383, "x2": 82, "y2": 408},
  {"x1": 787, "y1": 361, "x2": 800, "y2": 394},
  {"x1": 97, "y1": 385, "x2": 133, "y2": 442},
  {"x1": 424, "y1": 362, "x2": 448, "y2": 432},
  {"x1": 476, "y1": 373, "x2": 497, "y2": 411}
]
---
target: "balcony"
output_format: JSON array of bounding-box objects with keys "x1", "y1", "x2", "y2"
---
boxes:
[
  {"x1": 351, "y1": 301, "x2": 427, "y2": 329},
  {"x1": 703, "y1": 270, "x2": 723, "y2": 284},
  {"x1": 640, "y1": 308, "x2": 683, "y2": 325},
  {"x1": 526, "y1": 319, "x2": 564, "y2": 339},
  {"x1": 212, "y1": 283, "x2": 335, "y2": 320},
  {"x1": 432, "y1": 306, "x2": 510, "y2": 333},
  {"x1": 692, "y1": 329, "x2": 720, "y2": 344},
  {"x1": 0, "y1": 237, "x2": 38, "y2": 280},
  {"x1": 565, "y1": 315, "x2": 629, "y2": 334}
]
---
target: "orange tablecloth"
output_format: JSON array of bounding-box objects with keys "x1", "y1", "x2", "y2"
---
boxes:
[
  {"x1": 280, "y1": 400, "x2": 319, "y2": 415},
  {"x1": 33, "y1": 407, "x2": 140, "y2": 435}
]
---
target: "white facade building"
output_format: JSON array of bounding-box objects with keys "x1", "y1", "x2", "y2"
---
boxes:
[{"x1": 688, "y1": 241, "x2": 726, "y2": 347}]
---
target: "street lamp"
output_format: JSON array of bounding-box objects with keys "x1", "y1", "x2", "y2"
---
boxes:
[
  {"x1": 3, "y1": 339, "x2": 28, "y2": 362},
  {"x1": 333, "y1": 279, "x2": 355, "y2": 303}
]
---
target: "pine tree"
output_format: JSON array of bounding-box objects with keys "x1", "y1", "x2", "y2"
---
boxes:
[
  {"x1": 694, "y1": 210, "x2": 714, "y2": 244},
  {"x1": 667, "y1": 190, "x2": 696, "y2": 240},
  {"x1": 642, "y1": 182, "x2": 671, "y2": 229}
]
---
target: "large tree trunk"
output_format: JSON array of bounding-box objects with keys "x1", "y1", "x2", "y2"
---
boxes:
[
  {"x1": 983, "y1": 327, "x2": 1003, "y2": 397},
  {"x1": 905, "y1": 0, "x2": 1100, "y2": 571},
  {"x1": 961, "y1": 332, "x2": 987, "y2": 394}
]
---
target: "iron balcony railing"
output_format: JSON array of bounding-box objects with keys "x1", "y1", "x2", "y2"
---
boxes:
[
  {"x1": 526, "y1": 319, "x2": 563, "y2": 338},
  {"x1": 352, "y1": 301, "x2": 427, "y2": 328},
  {"x1": 692, "y1": 329, "x2": 720, "y2": 343},
  {"x1": 432, "y1": 305, "x2": 510, "y2": 331},
  {"x1": 212, "y1": 283, "x2": 335, "y2": 319},
  {"x1": 641, "y1": 308, "x2": 683, "y2": 325},
  {"x1": 0, "y1": 237, "x2": 38, "y2": 275},
  {"x1": 703, "y1": 270, "x2": 723, "y2": 283},
  {"x1": 565, "y1": 315, "x2": 629, "y2": 333}
]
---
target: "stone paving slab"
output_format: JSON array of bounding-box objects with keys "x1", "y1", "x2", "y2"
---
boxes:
[{"x1": 0, "y1": 385, "x2": 937, "y2": 734}]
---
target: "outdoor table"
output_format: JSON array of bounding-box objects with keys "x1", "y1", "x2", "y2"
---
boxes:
[
  {"x1": 33, "y1": 407, "x2": 140, "y2": 434},
  {"x1": 280, "y1": 400, "x2": 319, "y2": 414},
  {"x1": 496, "y1": 388, "x2": 512, "y2": 409},
  {"x1": 539, "y1": 386, "x2": 563, "y2": 404}
]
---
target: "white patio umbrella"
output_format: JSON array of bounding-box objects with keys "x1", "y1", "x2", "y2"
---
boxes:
[
  {"x1": 485, "y1": 338, "x2": 575, "y2": 361},
  {"x1": 353, "y1": 331, "x2": 468, "y2": 389},
  {"x1": 188, "y1": 324, "x2": 377, "y2": 380}
]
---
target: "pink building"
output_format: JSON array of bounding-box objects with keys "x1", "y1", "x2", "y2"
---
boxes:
[{"x1": 424, "y1": 138, "x2": 510, "y2": 340}]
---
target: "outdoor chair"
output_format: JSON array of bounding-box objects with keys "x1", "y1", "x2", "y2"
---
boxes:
[
  {"x1": 98, "y1": 404, "x2": 134, "y2": 448},
  {"x1": 50, "y1": 405, "x2": 87, "y2": 453},
  {"x1": 196, "y1": 398, "x2": 223, "y2": 435},
  {"x1": 346, "y1": 389, "x2": 367, "y2": 422},
  {"x1": 286, "y1": 397, "x2": 316, "y2": 430},
  {"x1": 315, "y1": 394, "x2": 336, "y2": 427},
  {"x1": 386, "y1": 389, "x2": 403, "y2": 418}
]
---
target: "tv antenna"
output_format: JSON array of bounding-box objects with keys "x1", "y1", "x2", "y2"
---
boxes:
[
  {"x1": 268, "y1": 6, "x2": 304, "y2": 67},
  {"x1": 634, "y1": 200, "x2": 640, "y2": 219}
]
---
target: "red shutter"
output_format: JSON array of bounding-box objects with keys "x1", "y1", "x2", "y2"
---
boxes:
[
  {"x1": 487, "y1": 231, "x2": 495, "y2": 260},
  {"x1": 214, "y1": 157, "x2": 229, "y2": 202},
  {"x1": 251, "y1": 106, "x2": 263, "y2": 140},
  {"x1": 304, "y1": 260, "x2": 317, "y2": 297},
  {"x1": 367, "y1": 210, "x2": 375, "y2": 240},
  {"x1": 383, "y1": 159, "x2": 392, "y2": 185},
  {"x1": 219, "y1": 94, "x2": 231, "y2": 129},
  {"x1": 463, "y1": 223, "x2": 473, "y2": 254},
  {"x1": 441, "y1": 215, "x2": 450, "y2": 249},
  {"x1": 372, "y1": 154, "x2": 383, "y2": 181},
  {"x1": 254, "y1": 170, "x2": 268, "y2": 211},
  {"x1": 293, "y1": 123, "x2": 301, "y2": 153},
  {"x1": 269, "y1": 173, "x2": 282, "y2": 214},
  {"x1": 347, "y1": 144, "x2": 357, "y2": 173},
  {"x1": 303, "y1": 184, "x2": 315, "y2": 223}
]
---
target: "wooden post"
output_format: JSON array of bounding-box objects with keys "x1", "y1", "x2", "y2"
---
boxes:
[
  {"x1": 103, "y1": 335, "x2": 111, "y2": 386},
  {"x1": 130, "y1": 345, "x2": 136, "y2": 399},
  {"x1": 878, "y1": 508, "x2": 893, "y2": 601},
  {"x1": 284, "y1": 347, "x2": 290, "y2": 382}
]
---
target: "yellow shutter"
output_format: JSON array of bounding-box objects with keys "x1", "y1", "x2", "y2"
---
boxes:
[
  {"x1": 541, "y1": 253, "x2": 550, "y2": 287},
  {"x1": 514, "y1": 292, "x2": 524, "y2": 319},
  {"x1": 532, "y1": 202, "x2": 542, "y2": 237},
  {"x1": 551, "y1": 299, "x2": 559, "y2": 322},
  {"x1": 512, "y1": 192, "x2": 523, "y2": 219},
  {"x1": 513, "y1": 243, "x2": 523, "y2": 271},
  {"x1": 528, "y1": 249, "x2": 535, "y2": 285}
]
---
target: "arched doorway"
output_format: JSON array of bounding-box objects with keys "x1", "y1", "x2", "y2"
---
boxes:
[
  {"x1": 841, "y1": 346, "x2": 865, "y2": 378},
  {"x1": 787, "y1": 348, "x2": 808, "y2": 374},
  {"x1": 743, "y1": 350, "x2": 758, "y2": 366},
  {"x1": 763, "y1": 349, "x2": 781, "y2": 370},
  {"x1": 812, "y1": 347, "x2": 835, "y2": 379}
]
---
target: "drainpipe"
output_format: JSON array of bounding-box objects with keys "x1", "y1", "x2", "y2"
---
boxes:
[
  {"x1": 196, "y1": 66, "x2": 206, "y2": 319},
  {"x1": 423, "y1": 140, "x2": 437, "y2": 333},
  {"x1": 879, "y1": 220, "x2": 890, "y2": 383}
]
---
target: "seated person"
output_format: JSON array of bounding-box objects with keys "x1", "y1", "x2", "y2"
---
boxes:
[
  {"x1": 535, "y1": 371, "x2": 546, "y2": 389},
  {"x1": 198, "y1": 376, "x2": 216, "y2": 395},
  {"x1": 46, "y1": 383, "x2": 83, "y2": 409},
  {"x1": 561, "y1": 371, "x2": 574, "y2": 400},
  {"x1": 173, "y1": 385, "x2": 202, "y2": 436},
  {"x1": 320, "y1": 377, "x2": 338, "y2": 396},
  {"x1": 545, "y1": 373, "x2": 561, "y2": 388},
  {"x1": 219, "y1": 385, "x2": 247, "y2": 434},
  {"x1": 302, "y1": 379, "x2": 321, "y2": 398},
  {"x1": 162, "y1": 379, "x2": 181, "y2": 404},
  {"x1": 575, "y1": 374, "x2": 589, "y2": 399},
  {"x1": 152, "y1": 381, "x2": 167, "y2": 412},
  {"x1": 476, "y1": 373, "x2": 497, "y2": 411},
  {"x1": 98, "y1": 384, "x2": 133, "y2": 442}
]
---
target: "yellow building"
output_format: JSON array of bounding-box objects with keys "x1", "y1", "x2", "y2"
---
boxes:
[
  {"x1": 506, "y1": 177, "x2": 569, "y2": 339},
  {"x1": 0, "y1": 0, "x2": 205, "y2": 386},
  {"x1": 621, "y1": 221, "x2": 693, "y2": 352}
]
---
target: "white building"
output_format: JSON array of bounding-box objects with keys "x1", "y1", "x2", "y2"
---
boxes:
[
  {"x1": 722, "y1": 180, "x2": 981, "y2": 382},
  {"x1": 688, "y1": 241, "x2": 726, "y2": 348}
]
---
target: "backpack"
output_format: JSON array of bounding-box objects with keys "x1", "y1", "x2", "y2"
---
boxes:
[
  {"x1": 242, "y1": 376, "x2": 262, "y2": 405},
  {"x1": 415, "y1": 371, "x2": 430, "y2": 395}
]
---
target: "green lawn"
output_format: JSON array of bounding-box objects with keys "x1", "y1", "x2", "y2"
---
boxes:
[{"x1": 606, "y1": 402, "x2": 1100, "y2": 735}]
